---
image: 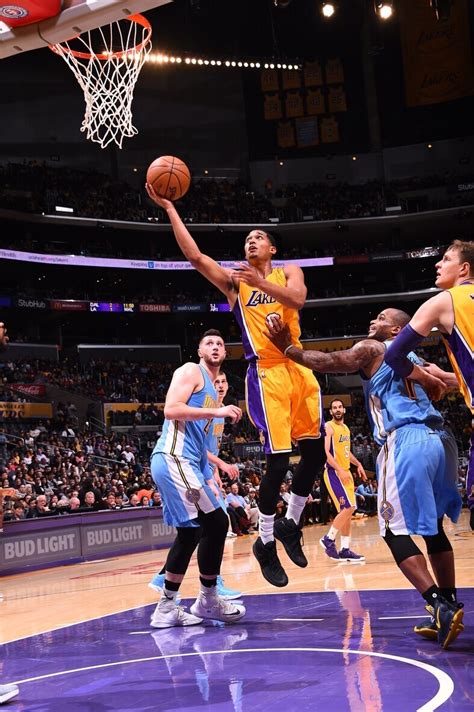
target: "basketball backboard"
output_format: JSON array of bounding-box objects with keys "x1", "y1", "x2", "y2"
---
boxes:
[{"x1": 0, "y1": 0, "x2": 172, "y2": 58}]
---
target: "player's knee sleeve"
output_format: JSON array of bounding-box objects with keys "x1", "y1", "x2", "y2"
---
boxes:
[
  {"x1": 383, "y1": 528, "x2": 422, "y2": 566},
  {"x1": 165, "y1": 526, "x2": 201, "y2": 574},
  {"x1": 423, "y1": 518, "x2": 452, "y2": 555},
  {"x1": 258, "y1": 452, "x2": 289, "y2": 515},
  {"x1": 197, "y1": 508, "x2": 229, "y2": 575},
  {"x1": 292, "y1": 438, "x2": 326, "y2": 497}
]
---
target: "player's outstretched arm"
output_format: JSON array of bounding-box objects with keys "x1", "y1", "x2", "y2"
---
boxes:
[
  {"x1": 264, "y1": 318, "x2": 384, "y2": 372},
  {"x1": 145, "y1": 186, "x2": 237, "y2": 303}
]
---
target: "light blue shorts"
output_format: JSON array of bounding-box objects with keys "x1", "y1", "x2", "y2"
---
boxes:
[
  {"x1": 376, "y1": 424, "x2": 462, "y2": 536},
  {"x1": 151, "y1": 452, "x2": 221, "y2": 529}
]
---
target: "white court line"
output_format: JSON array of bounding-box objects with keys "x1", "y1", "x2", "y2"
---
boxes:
[
  {"x1": 8, "y1": 646, "x2": 453, "y2": 712},
  {"x1": 274, "y1": 618, "x2": 324, "y2": 621},
  {"x1": 2, "y1": 602, "x2": 154, "y2": 645},
  {"x1": 379, "y1": 615, "x2": 423, "y2": 620}
]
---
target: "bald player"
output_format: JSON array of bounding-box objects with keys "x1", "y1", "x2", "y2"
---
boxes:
[{"x1": 265, "y1": 308, "x2": 463, "y2": 649}]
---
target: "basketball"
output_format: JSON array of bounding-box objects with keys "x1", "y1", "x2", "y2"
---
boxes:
[{"x1": 146, "y1": 155, "x2": 191, "y2": 201}]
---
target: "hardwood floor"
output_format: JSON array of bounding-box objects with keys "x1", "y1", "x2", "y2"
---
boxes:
[{"x1": 2, "y1": 511, "x2": 472, "y2": 644}]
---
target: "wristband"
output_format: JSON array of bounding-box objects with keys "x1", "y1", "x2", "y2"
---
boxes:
[{"x1": 284, "y1": 344, "x2": 294, "y2": 356}]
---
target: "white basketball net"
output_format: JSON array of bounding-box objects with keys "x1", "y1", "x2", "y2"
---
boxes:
[{"x1": 50, "y1": 15, "x2": 152, "y2": 149}]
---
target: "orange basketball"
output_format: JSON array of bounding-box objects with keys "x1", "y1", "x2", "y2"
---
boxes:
[{"x1": 146, "y1": 155, "x2": 191, "y2": 201}]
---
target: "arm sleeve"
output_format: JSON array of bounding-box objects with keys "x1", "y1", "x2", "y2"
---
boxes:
[{"x1": 384, "y1": 324, "x2": 425, "y2": 377}]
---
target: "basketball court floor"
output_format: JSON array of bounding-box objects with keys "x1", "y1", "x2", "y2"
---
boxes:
[{"x1": 1, "y1": 514, "x2": 473, "y2": 710}]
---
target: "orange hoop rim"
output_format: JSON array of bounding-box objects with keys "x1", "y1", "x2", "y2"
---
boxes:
[{"x1": 49, "y1": 13, "x2": 152, "y2": 61}]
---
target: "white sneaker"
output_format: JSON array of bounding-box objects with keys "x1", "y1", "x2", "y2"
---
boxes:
[
  {"x1": 226, "y1": 531, "x2": 237, "y2": 538},
  {"x1": 0, "y1": 684, "x2": 19, "y2": 704},
  {"x1": 190, "y1": 594, "x2": 246, "y2": 623},
  {"x1": 150, "y1": 598, "x2": 203, "y2": 629}
]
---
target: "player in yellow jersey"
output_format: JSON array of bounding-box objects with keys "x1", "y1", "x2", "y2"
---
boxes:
[
  {"x1": 320, "y1": 399, "x2": 367, "y2": 563},
  {"x1": 146, "y1": 187, "x2": 326, "y2": 588}
]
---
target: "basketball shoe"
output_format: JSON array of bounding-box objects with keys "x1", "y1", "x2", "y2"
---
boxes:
[
  {"x1": 274, "y1": 518, "x2": 308, "y2": 567},
  {"x1": 338, "y1": 548, "x2": 365, "y2": 563},
  {"x1": 0, "y1": 685, "x2": 19, "y2": 704},
  {"x1": 427, "y1": 598, "x2": 464, "y2": 649},
  {"x1": 148, "y1": 572, "x2": 165, "y2": 593},
  {"x1": 217, "y1": 576, "x2": 242, "y2": 600},
  {"x1": 319, "y1": 535, "x2": 340, "y2": 560},
  {"x1": 252, "y1": 537, "x2": 288, "y2": 587},
  {"x1": 150, "y1": 595, "x2": 203, "y2": 628},
  {"x1": 190, "y1": 591, "x2": 246, "y2": 623}
]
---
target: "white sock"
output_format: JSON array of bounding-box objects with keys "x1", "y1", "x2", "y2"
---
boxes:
[
  {"x1": 341, "y1": 536, "x2": 351, "y2": 550},
  {"x1": 327, "y1": 525, "x2": 338, "y2": 541},
  {"x1": 286, "y1": 493, "x2": 307, "y2": 524},
  {"x1": 200, "y1": 581, "x2": 218, "y2": 598},
  {"x1": 163, "y1": 586, "x2": 178, "y2": 602},
  {"x1": 259, "y1": 512, "x2": 275, "y2": 544}
]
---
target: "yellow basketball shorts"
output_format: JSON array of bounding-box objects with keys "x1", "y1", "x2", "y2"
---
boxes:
[
  {"x1": 324, "y1": 466, "x2": 356, "y2": 511},
  {"x1": 245, "y1": 359, "x2": 324, "y2": 454}
]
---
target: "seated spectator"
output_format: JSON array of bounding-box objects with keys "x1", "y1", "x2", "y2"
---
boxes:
[
  {"x1": 226, "y1": 483, "x2": 252, "y2": 535},
  {"x1": 78, "y1": 491, "x2": 101, "y2": 512},
  {"x1": 27, "y1": 494, "x2": 55, "y2": 518},
  {"x1": 149, "y1": 491, "x2": 162, "y2": 507}
]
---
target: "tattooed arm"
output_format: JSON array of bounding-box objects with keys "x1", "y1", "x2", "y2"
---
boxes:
[
  {"x1": 283, "y1": 339, "x2": 385, "y2": 373},
  {"x1": 263, "y1": 319, "x2": 384, "y2": 373}
]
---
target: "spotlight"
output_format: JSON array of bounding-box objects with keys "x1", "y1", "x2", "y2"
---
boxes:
[
  {"x1": 321, "y1": 2, "x2": 336, "y2": 18},
  {"x1": 273, "y1": 0, "x2": 292, "y2": 7},
  {"x1": 374, "y1": 1, "x2": 394, "y2": 19},
  {"x1": 430, "y1": 0, "x2": 452, "y2": 21}
]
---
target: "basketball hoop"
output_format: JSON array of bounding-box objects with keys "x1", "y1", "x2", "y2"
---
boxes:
[{"x1": 50, "y1": 14, "x2": 152, "y2": 149}]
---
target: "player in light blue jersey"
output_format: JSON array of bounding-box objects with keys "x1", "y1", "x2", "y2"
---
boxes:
[
  {"x1": 150, "y1": 330, "x2": 245, "y2": 628},
  {"x1": 149, "y1": 370, "x2": 242, "y2": 601},
  {"x1": 265, "y1": 308, "x2": 464, "y2": 650}
]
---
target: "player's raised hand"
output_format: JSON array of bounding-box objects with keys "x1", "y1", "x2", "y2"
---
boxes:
[
  {"x1": 229, "y1": 262, "x2": 263, "y2": 288},
  {"x1": 145, "y1": 182, "x2": 174, "y2": 211},
  {"x1": 217, "y1": 404, "x2": 242, "y2": 423}
]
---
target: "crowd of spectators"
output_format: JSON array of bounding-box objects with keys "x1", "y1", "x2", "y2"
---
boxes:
[{"x1": 2, "y1": 161, "x2": 474, "y2": 226}]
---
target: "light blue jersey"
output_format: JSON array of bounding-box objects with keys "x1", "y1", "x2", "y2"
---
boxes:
[
  {"x1": 153, "y1": 364, "x2": 217, "y2": 467},
  {"x1": 361, "y1": 342, "x2": 443, "y2": 446},
  {"x1": 150, "y1": 364, "x2": 221, "y2": 528},
  {"x1": 360, "y1": 341, "x2": 461, "y2": 536},
  {"x1": 205, "y1": 416, "x2": 225, "y2": 477}
]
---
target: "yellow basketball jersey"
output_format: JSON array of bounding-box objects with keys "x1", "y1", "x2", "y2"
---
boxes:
[
  {"x1": 441, "y1": 282, "x2": 474, "y2": 413},
  {"x1": 328, "y1": 419, "x2": 351, "y2": 471},
  {"x1": 233, "y1": 267, "x2": 303, "y2": 362}
]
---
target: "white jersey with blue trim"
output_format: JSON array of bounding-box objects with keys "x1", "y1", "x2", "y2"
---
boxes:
[
  {"x1": 152, "y1": 364, "x2": 218, "y2": 466},
  {"x1": 361, "y1": 341, "x2": 444, "y2": 446}
]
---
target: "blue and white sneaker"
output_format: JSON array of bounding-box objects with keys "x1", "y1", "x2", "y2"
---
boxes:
[
  {"x1": 148, "y1": 572, "x2": 165, "y2": 593},
  {"x1": 217, "y1": 575, "x2": 242, "y2": 600}
]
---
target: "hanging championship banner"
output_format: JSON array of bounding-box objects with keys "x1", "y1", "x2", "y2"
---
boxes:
[
  {"x1": 264, "y1": 93, "x2": 283, "y2": 120},
  {"x1": 399, "y1": 0, "x2": 474, "y2": 107},
  {"x1": 325, "y1": 58, "x2": 344, "y2": 84},
  {"x1": 304, "y1": 60, "x2": 323, "y2": 87}
]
